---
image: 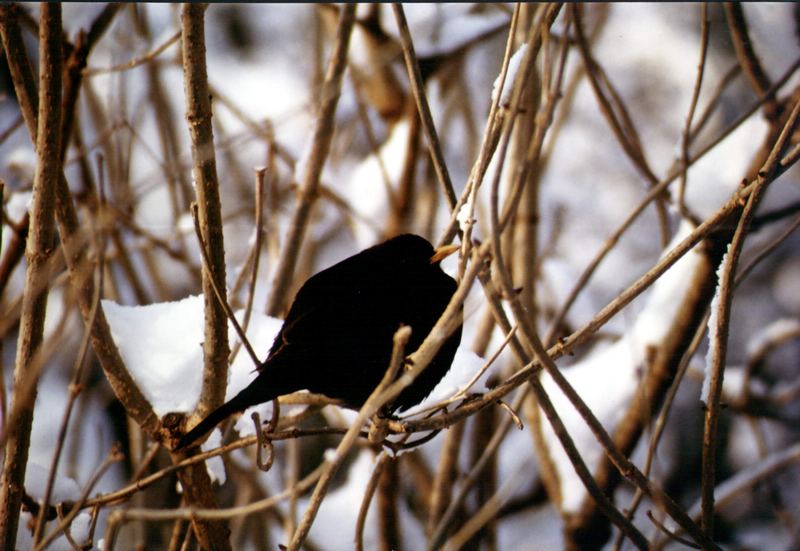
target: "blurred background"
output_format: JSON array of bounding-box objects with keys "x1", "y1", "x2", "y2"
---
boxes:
[{"x1": 2, "y1": 4, "x2": 800, "y2": 550}]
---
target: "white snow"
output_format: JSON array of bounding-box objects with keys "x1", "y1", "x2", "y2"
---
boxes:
[
  {"x1": 491, "y1": 43, "x2": 528, "y2": 105},
  {"x1": 347, "y1": 120, "x2": 412, "y2": 249},
  {"x1": 702, "y1": 246, "x2": 729, "y2": 406},
  {"x1": 4, "y1": 147, "x2": 36, "y2": 184},
  {"x1": 104, "y1": 295, "x2": 286, "y2": 483},
  {"x1": 456, "y1": 195, "x2": 476, "y2": 234},
  {"x1": 16, "y1": 510, "x2": 93, "y2": 551},
  {"x1": 25, "y1": 461, "x2": 81, "y2": 504},
  {"x1": 102, "y1": 294, "x2": 283, "y2": 416},
  {"x1": 399, "y1": 347, "x2": 488, "y2": 416},
  {"x1": 4, "y1": 189, "x2": 32, "y2": 221},
  {"x1": 20, "y1": 405, "x2": 115, "y2": 549},
  {"x1": 103, "y1": 295, "x2": 206, "y2": 415},
  {"x1": 323, "y1": 448, "x2": 338, "y2": 463},
  {"x1": 299, "y1": 449, "x2": 426, "y2": 550},
  {"x1": 199, "y1": 429, "x2": 226, "y2": 486}
]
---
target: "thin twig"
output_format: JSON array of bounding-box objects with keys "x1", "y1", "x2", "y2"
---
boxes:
[
  {"x1": 736, "y1": 213, "x2": 800, "y2": 284},
  {"x1": 3, "y1": 2, "x2": 161, "y2": 436},
  {"x1": 613, "y1": 312, "x2": 710, "y2": 551},
  {"x1": 571, "y1": 4, "x2": 670, "y2": 246},
  {"x1": 251, "y1": 411, "x2": 276, "y2": 472},
  {"x1": 723, "y1": 3, "x2": 773, "y2": 101},
  {"x1": 649, "y1": 443, "x2": 800, "y2": 550},
  {"x1": 179, "y1": 6, "x2": 236, "y2": 549},
  {"x1": 101, "y1": 461, "x2": 327, "y2": 551},
  {"x1": 84, "y1": 29, "x2": 181, "y2": 76},
  {"x1": 355, "y1": 452, "x2": 391, "y2": 551},
  {"x1": 36, "y1": 446, "x2": 124, "y2": 551},
  {"x1": 677, "y1": 3, "x2": 710, "y2": 221},
  {"x1": 237, "y1": 167, "x2": 268, "y2": 357},
  {"x1": 701, "y1": 93, "x2": 800, "y2": 535},
  {"x1": 392, "y1": 3, "x2": 458, "y2": 212},
  {"x1": 452, "y1": 2, "x2": 522, "y2": 278},
  {"x1": 647, "y1": 511, "x2": 701, "y2": 549},
  {"x1": 688, "y1": 63, "x2": 740, "y2": 144},
  {"x1": 286, "y1": 325, "x2": 412, "y2": 551},
  {"x1": 190, "y1": 202, "x2": 261, "y2": 368},
  {"x1": 400, "y1": 325, "x2": 516, "y2": 418},
  {"x1": 544, "y1": 56, "x2": 800, "y2": 345},
  {"x1": 487, "y1": 155, "x2": 650, "y2": 547},
  {"x1": 33, "y1": 170, "x2": 107, "y2": 543},
  {"x1": 427, "y1": 421, "x2": 465, "y2": 539},
  {"x1": 266, "y1": 4, "x2": 357, "y2": 316}
]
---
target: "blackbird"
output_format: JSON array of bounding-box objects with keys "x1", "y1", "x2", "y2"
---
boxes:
[{"x1": 177, "y1": 233, "x2": 462, "y2": 449}]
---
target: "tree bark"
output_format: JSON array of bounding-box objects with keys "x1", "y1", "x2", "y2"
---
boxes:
[{"x1": 0, "y1": 4, "x2": 62, "y2": 548}]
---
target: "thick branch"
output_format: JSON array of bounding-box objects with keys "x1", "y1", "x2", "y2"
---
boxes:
[
  {"x1": 0, "y1": 4, "x2": 62, "y2": 548},
  {"x1": 178, "y1": 6, "x2": 233, "y2": 550},
  {"x1": 0, "y1": 0, "x2": 159, "y2": 443},
  {"x1": 181, "y1": 3, "x2": 230, "y2": 420}
]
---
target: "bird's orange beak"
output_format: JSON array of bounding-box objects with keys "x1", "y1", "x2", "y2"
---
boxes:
[{"x1": 429, "y1": 243, "x2": 459, "y2": 264}]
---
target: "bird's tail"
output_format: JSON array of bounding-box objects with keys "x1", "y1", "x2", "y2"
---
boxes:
[{"x1": 175, "y1": 382, "x2": 269, "y2": 451}]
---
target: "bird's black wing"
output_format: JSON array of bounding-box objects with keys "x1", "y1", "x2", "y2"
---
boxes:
[{"x1": 261, "y1": 262, "x2": 365, "y2": 369}]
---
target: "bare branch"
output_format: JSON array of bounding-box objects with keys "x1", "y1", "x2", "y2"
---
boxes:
[
  {"x1": 267, "y1": 4, "x2": 357, "y2": 316},
  {"x1": 0, "y1": 5, "x2": 62, "y2": 546}
]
